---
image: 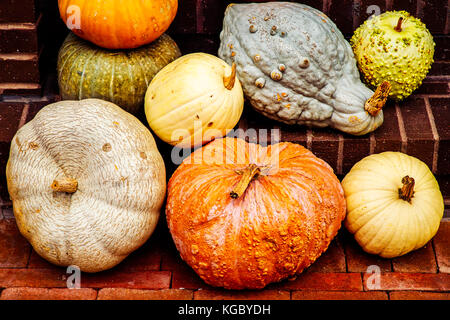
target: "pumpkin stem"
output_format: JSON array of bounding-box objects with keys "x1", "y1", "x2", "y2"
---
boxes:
[
  {"x1": 364, "y1": 81, "x2": 391, "y2": 116},
  {"x1": 230, "y1": 164, "x2": 260, "y2": 199},
  {"x1": 399, "y1": 175, "x2": 415, "y2": 203},
  {"x1": 51, "y1": 177, "x2": 78, "y2": 194},
  {"x1": 223, "y1": 63, "x2": 237, "y2": 90},
  {"x1": 394, "y1": 17, "x2": 404, "y2": 32}
]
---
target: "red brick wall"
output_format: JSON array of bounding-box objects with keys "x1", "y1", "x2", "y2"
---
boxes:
[
  {"x1": 1, "y1": 1, "x2": 447, "y2": 87},
  {"x1": 169, "y1": 0, "x2": 449, "y2": 36}
]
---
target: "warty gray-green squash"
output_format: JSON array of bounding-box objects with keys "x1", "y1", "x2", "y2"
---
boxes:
[{"x1": 218, "y1": 2, "x2": 391, "y2": 136}]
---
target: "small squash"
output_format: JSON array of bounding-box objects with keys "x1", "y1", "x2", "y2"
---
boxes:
[
  {"x1": 57, "y1": 33, "x2": 181, "y2": 114},
  {"x1": 58, "y1": 0, "x2": 178, "y2": 49},
  {"x1": 342, "y1": 152, "x2": 444, "y2": 258},
  {"x1": 218, "y1": 2, "x2": 391, "y2": 136},
  {"x1": 166, "y1": 137, "x2": 346, "y2": 289},
  {"x1": 6, "y1": 99, "x2": 166, "y2": 272},
  {"x1": 145, "y1": 53, "x2": 244, "y2": 148},
  {"x1": 351, "y1": 11, "x2": 435, "y2": 101}
]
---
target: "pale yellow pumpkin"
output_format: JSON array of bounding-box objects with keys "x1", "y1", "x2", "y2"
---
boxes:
[
  {"x1": 342, "y1": 152, "x2": 444, "y2": 258},
  {"x1": 145, "y1": 53, "x2": 244, "y2": 148}
]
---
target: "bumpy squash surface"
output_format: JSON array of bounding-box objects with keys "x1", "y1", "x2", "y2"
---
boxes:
[
  {"x1": 219, "y1": 2, "x2": 390, "y2": 135},
  {"x1": 167, "y1": 138, "x2": 346, "y2": 289}
]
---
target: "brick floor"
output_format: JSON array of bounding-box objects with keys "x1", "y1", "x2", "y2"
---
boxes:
[
  {"x1": 389, "y1": 291, "x2": 450, "y2": 300},
  {"x1": 342, "y1": 230, "x2": 393, "y2": 273},
  {"x1": 194, "y1": 289, "x2": 290, "y2": 300},
  {"x1": 305, "y1": 238, "x2": 346, "y2": 273},
  {"x1": 291, "y1": 290, "x2": 389, "y2": 300},
  {"x1": 98, "y1": 288, "x2": 193, "y2": 300},
  {"x1": 362, "y1": 273, "x2": 450, "y2": 291},
  {"x1": 392, "y1": 242, "x2": 437, "y2": 273},
  {"x1": 0, "y1": 219, "x2": 30, "y2": 268},
  {"x1": 0, "y1": 287, "x2": 97, "y2": 300},
  {"x1": 0, "y1": 213, "x2": 448, "y2": 300},
  {"x1": 273, "y1": 272, "x2": 363, "y2": 291}
]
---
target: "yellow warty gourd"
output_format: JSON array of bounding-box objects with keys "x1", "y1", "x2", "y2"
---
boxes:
[
  {"x1": 342, "y1": 152, "x2": 444, "y2": 258},
  {"x1": 145, "y1": 53, "x2": 244, "y2": 148}
]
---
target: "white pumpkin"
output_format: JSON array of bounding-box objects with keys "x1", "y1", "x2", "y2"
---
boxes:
[
  {"x1": 6, "y1": 99, "x2": 166, "y2": 272},
  {"x1": 145, "y1": 53, "x2": 244, "y2": 148},
  {"x1": 342, "y1": 152, "x2": 444, "y2": 258}
]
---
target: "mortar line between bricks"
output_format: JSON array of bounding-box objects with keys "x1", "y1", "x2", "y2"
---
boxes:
[
  {"x1": 0, "y1": 22, "x2": 37, "y2": 30},
  {"x1": 431, "y1": 239, "x2": 440, "y2": 273},
  {"x1": 337, "y1": 135, "x2": 344, "y2": 175},
  {"x1": 195, "y1": 0, "x2": 203, "y2": 34},
  {"x1": 395, "y1": 103, "x2": 407, "y2": 153},
  {"x1": 352, "y1": 0, "x2": 361, "y2": 31},
  {"x1": 306, "y1": 130, "x2": 312, "y2": 150},
  {"x1": 322, "y1": 0, "x2": 331, "y2": 14},
  {"x1": 369, "y1": 133, "x2": 376, "y2": 154},
  {"x1": 385, "y1": 0, "x2": 393, "y2": 11},
  {"x1": 24, "y1": 246, "x2": 32, "y2": 268},
  {"x1": 341, "y1": 235, "x2": 349, "y2": 273},
  {"x1": 359, "y1": 272, "x2": 365, "y2": 292},
  {"x1": 412, "y1": 94, "x2": 450, "y2": 98},
  {"x1": 416, "y1": 0, "x2": 424, "y2": 18},
  {"x1": 18, "y1": 103, "x2": 29, "y2": 129},
  {"x1": 424, "y1": 97, "x2": 440, "y2": 174},
  {"x1": 424, "y1": 76, "x2": 450, "y2": 82},
  {"x1": 445, "y1": 0, "x2": 450, "y2": 34}
]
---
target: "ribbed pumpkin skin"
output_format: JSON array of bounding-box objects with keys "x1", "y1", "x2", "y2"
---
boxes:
[
  {"x1": 6, "y1": 99, "x2": 166, "y2": 272},
  {"x1": 145, "y1": 53, "x2": 244, "y2": 148},
  {"x1": 58, "y1": 0, "x2": 178, "y2": 49},
  {"x1": 166, "y1": 138, "x2": 346, "y2": 289},
  {"x1": 57, "y1": 33, "x2": 181, "y2": 114},
  {"x1": 342, "y1": 152, "x2": 444, "y2": 258}
]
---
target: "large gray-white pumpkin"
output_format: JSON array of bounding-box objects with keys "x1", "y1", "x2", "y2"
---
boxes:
[
  {"x1": 6, "y1": 99, "x2": 166, "y2": 272},
  {"x1": 218, "y1": 2, "x2": 391, "y2": 135},
  {"x1": 58, "y1": 33, "x2": 181, "y2": 114}
]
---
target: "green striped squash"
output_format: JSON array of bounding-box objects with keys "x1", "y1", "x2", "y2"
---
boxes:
[{"x1": 57, "y1": 33, "x2": 181, "y2": 114}]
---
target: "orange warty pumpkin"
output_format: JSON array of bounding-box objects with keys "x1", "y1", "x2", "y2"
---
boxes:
[
  {"x1": 166, "y1": 138, "x2": 346, "y2": 289},
  {"x1": 58, "y1": 0, "x2": 178, "y2": 49}
]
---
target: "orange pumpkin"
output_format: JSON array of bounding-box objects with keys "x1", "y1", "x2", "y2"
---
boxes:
[
  {"x1": 166, "y1": 138, "x2": 346, "y2": 289},
  {"x1": 58, "y1": 0, "x2": 178, "y2": 49}
]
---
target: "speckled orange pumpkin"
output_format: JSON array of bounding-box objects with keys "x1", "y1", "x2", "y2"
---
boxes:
[{"x1": 166, "y1": 138, "x2": 346, "y2": 289}]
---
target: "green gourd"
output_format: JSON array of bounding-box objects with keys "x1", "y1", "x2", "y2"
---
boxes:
[
  {"x1": 351, "y1": 11, "x2": 435, "y2": 101},
  {"x1": 218, "y1": 2, "x2": 391, "y2": 136},
  {"x1": 57, "y1": 33, "x2": 181, "y2": 114}
]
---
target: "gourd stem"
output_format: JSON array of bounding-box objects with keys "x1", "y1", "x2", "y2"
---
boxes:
[
  {"x1": 399, "y1": 175, "x2": 415, "y2": 203},
  {"x1": 230, "y1": 164, "x2": 260, "y2": 199},
  {"x1": 223, "y1": 63, "x2": 237, "y2": 90},
  {"x1": 394, "y1": 17, "x2": 404, "y2": 32},
  {"x1": 51, "y1": 177, "x2": 78, "y2": 194},
  {"x1": 364, "y1": 81, "x2": 391, "y2": 116}
]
